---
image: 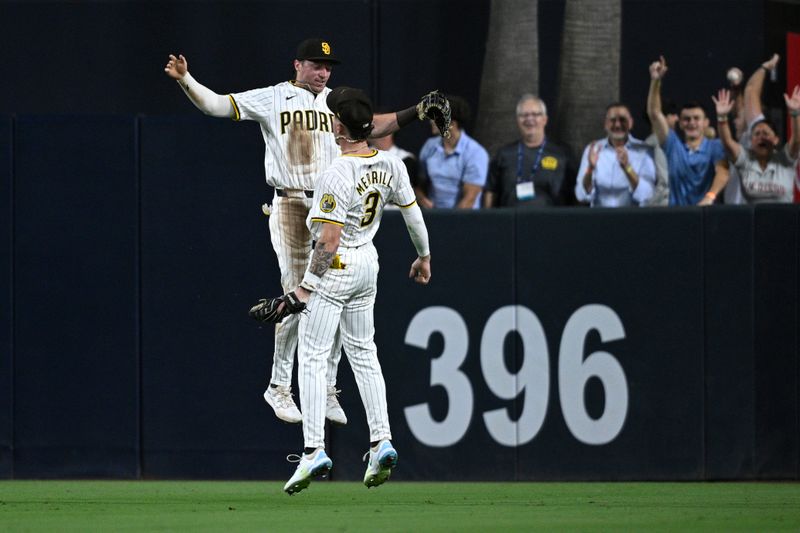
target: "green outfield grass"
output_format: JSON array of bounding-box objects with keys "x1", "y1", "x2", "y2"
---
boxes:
[{"x1": 0, "y1": 480, "x2": 799, "y2": 532}]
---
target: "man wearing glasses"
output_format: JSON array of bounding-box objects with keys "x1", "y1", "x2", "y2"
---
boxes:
[
  {"x1": 484, "y1": 94, "x2": 576, "y2": 207},
  {"x1": 575, "y1": 103, "x2": 656, "y2": 207}
]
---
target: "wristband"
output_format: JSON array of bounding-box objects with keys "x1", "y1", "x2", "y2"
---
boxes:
[
  {"x1": 396, "y1": 106, "x2": 418, "y2": 128},
  {"x1": 624, "y1": 165, "x2": 634, "y2": 174},
  {"x1": 300, "y1": 272, "x2": 322, "y2": 292},
  {"x1": 791, "y1": 110, "x2": 800, "y2": 118},
  {"x1": 717, "y1": 115, "x2": 729, "y2": 122},
  {"x1": 177, "y1": 71, "x2": 194, "y2": 92}
]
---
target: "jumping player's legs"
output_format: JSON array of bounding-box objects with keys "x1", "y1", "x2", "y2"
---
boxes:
[
  {"x1": 340, "y1": 248, "x2": 391, "y2": 443},
  {"x1": 268, "y1": 196, "x2": 312, "y2": 386},
  {"x1": 297, "y1": 289, "x2": 345, "y2": 449},
  {"x1": 267, "y1": 196, "x2": 344, "y2": 388},
  {"x1": 327, "y1": 329, "x2": 343, "y2": 387}
]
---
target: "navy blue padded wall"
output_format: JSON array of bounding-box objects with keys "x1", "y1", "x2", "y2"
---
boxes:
[
  {"x1": 515, "y1": 208, "x2": 706, "y2": 480},
  {"x1": 139, "y1": 116, "x2": 294, "y2": 478},
  {"x1": 0, "y1": 115, "x2": 12, "y2": 477},
  {"x1": 703, "y1": 207, "x2": 756, "y2": 479},
  {"x1": 753, "y1": 205, "x2": 798, "y2": 479},
  {"x1": 329, "y1": 210, "x2": 517, "y2": 481},
  {"x1": 13, "y1": 115, "x2": 139, "y2": 477}
]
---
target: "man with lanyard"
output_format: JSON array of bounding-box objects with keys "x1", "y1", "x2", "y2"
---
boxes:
[{"x1": 484, "y1": 94, "x2": 575, "y2": 207}]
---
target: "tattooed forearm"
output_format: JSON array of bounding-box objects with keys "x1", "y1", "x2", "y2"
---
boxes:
[{"x1": 309, "y1": 241, "x2": 335, "y2": 278}]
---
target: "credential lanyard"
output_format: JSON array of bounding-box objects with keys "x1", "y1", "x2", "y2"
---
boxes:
[{"x1": 516, "y1": 138, "x2": 547, "y2": 183}]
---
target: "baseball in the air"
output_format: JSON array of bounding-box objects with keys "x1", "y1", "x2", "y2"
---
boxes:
[{"x1": 726, "y1": 67, "x2": 743, "y2": 86}]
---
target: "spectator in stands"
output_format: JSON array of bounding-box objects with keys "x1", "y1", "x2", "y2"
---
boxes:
[
  {"x1": 417, "y1": 95, "x2": 488, "y2": 209},
  {"x1": 483, "y1": 94, "x2": 575, "y2": 207},
  {"x1": 647, "y1": 56, "x2": 729, "y2": 206},
  {"x1": 575, "y1": 103, "x2": 656, "y2": 207},
  {"x1": 643, "y1": 100, "x2": 676, "y2": 207},
  {"x1": 724, "y1": 54, "x2": 781, "y2": 205},
  {"x1": 713, "y1": 84, "x2": 800, "y2": 203}
]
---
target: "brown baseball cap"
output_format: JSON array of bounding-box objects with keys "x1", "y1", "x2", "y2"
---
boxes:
[
  {"x1": 295, "y1": 38, "x2": 340, "y2": 64},
  {"x1": 326, "y1": 86, "x2": 374, "y2": 138}
]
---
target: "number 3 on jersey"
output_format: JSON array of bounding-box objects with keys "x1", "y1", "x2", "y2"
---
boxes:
[{"x1": 360, "y1": 191, "x2": 381, "y2": 227}]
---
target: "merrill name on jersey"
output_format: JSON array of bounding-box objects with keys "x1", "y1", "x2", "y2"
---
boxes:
[{"x1": 356, "y1": 170, "x2": 393, "y2": 196}]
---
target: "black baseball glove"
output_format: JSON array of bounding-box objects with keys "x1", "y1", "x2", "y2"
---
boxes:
[
  {"x1": 417, "y1": 90, "x2": 452, "y2": 138},
  {"x1": 249, "y1": 290, "x2": 306, "y2": 323}
]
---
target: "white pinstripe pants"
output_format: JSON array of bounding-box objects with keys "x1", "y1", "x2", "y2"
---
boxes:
[
  {"x1": 268, "y1": 195, "x2": 341, "y2": 387},
  {"x1": 298, "y1": 242, "x2": 392, "y2": 448}
]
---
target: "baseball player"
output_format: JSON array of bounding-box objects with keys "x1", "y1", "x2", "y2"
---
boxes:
[
  {"x1": 164, "y1": 38, "x2": 446, "y2": 427},
  {"x1": 278, "y1": 86, "x2": 432, "y2": 495}
]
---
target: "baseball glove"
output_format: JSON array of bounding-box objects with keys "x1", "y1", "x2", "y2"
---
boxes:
[
  {"x1": 249, "y1": 290, "x2": 306, "y2": 323},
  {"x1": 417, "y1": 90, "x2": 452, "y2": 138}
]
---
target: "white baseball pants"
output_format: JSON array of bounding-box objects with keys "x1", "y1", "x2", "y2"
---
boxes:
[
  {"x1": 297, "y1": 242, "x2": 392, "y2": 449},
  {"x1": 268, "y1": 194, "x2": 341, "y2": 387}
]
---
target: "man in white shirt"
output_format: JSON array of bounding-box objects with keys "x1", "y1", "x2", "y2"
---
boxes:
[{"x1": 576, "y1": 103, "x2": 656, "y2": 207}]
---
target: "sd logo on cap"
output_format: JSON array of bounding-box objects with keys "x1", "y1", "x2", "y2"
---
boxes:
[{"x1": 295, "y1": 38, "x2": 341, "y2": 64}]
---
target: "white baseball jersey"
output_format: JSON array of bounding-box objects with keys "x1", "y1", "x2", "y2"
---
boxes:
[
  {"x1": 306, "y1": 149, "x2": 417, "y2": 245},
  {"x1": 231, "y1": 81, "x2": 344, "y2": 390},
  {"x1": 298, "y1": 148, "x2": 418, "y2": 449},
  {"x1": 230, "y1": 81, "x2": 341, "y2": 190}
]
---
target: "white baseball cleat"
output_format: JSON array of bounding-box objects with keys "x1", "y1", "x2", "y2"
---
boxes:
[
  {"x1": 283, "y1": 449, "x2": 333, "y2": 495},
  {"x1": 363, "y1": 440, "x2": 398, "y2": 488},
  {"x1": 264, "y1": 385, "x2": 302, "y2": 424},
  {"x1": 326, "y1": 386, "x2": 348, "y2": 425}
]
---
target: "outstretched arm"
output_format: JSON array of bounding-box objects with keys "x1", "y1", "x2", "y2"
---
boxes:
[
  {"x1": 371, "y1": 90, "x2": 450, "y2": 138},
  {"x1": 712, "y1": 88, "x2": 742, "y2": 161},
  {"x1": 646, "y1": 56, "x2": 670, "y2": 146},
  {"x1": 785, "y1": 85, "x2": 800, "y2": 160},
  {"x1": 371, "y1": 113, "x2": 401, "y2": 138},
  {"x1": 744, "y1": 54, "x2": 779, "y2": 125},
  {"x1": 164, "y1": 54, "x2": 234, "y2": 118},
  {"x1": 726, "y1": 68, "x2": 746, "y2": 138},
  {"x1": 400, "y1": 203, "x2": 431, "y2": 284}
]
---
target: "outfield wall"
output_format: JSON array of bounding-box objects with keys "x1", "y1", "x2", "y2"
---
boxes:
[{"x1": 0, "y1": 115, "x2": 798, "y2": 480}]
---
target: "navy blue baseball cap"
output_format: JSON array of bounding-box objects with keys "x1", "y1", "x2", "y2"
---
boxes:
[
  {"x1": 295, "y1": 38, "x2": 340, "y2": 64},
  {"x1": 326, "y1": 86, "x2": 374, "y2": 138}
]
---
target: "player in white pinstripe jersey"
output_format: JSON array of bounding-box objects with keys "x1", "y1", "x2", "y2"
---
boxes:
[
  {"x1": 279, "y1": 86, "x2": 432, "y2": 495},
  {"x1": 164, "y1": 39, "x2": 436, "y2": 428}
]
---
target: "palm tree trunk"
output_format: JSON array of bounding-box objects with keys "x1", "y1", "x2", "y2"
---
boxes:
[
  {"x1": 474, "y1": 0, "x2": 539, "y2": 155},
  {"x1": 554, "y1": 0, "x2": 622, "y2": 158}
]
